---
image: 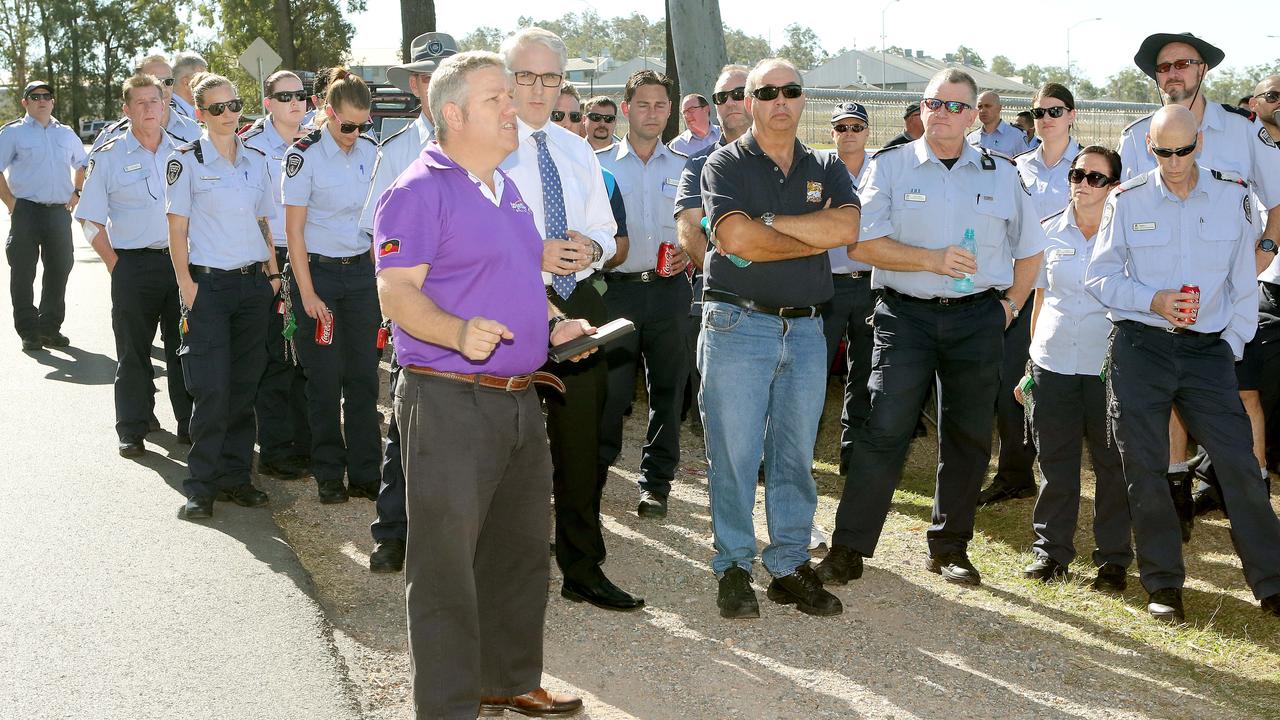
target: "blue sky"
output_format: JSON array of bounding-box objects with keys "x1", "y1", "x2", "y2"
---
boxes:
[{"x1": 351, "y1": 0, "x2": 1279, "y2": 86}]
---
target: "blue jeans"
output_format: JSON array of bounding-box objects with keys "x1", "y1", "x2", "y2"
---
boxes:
[{"x1": 698, "y1": 300, "x2": 826, "y2": 577}]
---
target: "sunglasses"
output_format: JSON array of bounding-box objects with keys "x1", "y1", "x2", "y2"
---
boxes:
[
  {"x1": 271, "y1": 90, "x2": 308, "y2": 103},
  {"x1": 750, "y1": 84, "x2": 803, "y2": 101},
  {"x1": 551, "y1": 110, "x2": 583, "y2": 123},
  {"x1": 512, "y1": 71, "x2": 563, "y2": 87},
  {"x1": 1150, "y1": 141, "x2": 1197, "y2": 158},
  {"x1": 1067, "y1": 168, "x2": 1114, "y2": 188},
  {"x1": 337, "y1": 119, "x2": 374, "y2": 134},
  {"x1": 1154, "y1": 58, "x2": 1204, "y2": 74},
  {"x1": 1255, "y1": 90, "x2": 1280, "y2": 104},
  {"x1": 26, "y1": 92, "x2": 54, "y2": 101},
  {"x1": 922, "y1": 97, "x2": 972, "y2": 114},
  {"x1": 200, "y1": 99, "x2": 243, "y2": 116},
  {"x1": 1031, "y1": 106, "x2": 1069, "y2": 119},
  {"x1": 586, "y1": 112, "x2": 615, "y2": 123},
  {"x1": 833, "y1": 123, "x2": 867, "y2": 134},
  {"x1": 154, "y1": 77, "x2": 176, "y2": 87},
  {"x1": 712, "y1": 87, "x2": 746, "y2": 105}
]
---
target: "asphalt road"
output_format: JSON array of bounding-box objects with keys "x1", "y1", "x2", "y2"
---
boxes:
[{"x1": 0, "y1": 208, "x2": 361, "y2": 720}]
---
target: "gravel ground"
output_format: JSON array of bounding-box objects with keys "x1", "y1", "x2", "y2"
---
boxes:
[{"x1": 261, "y1": 373, "x2": 1279, "y2": 720}]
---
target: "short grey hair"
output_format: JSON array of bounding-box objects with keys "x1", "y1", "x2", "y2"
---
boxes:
[
  {"x1": 137, "y1": 54, "x2": 170, "y2": 72},
  {"x1": 428, "y1": 51, "x2": 508, "y2": 143},
  {"x1": 745, "y1": 58, "x2": 803, "y2": 94},
  {"x1": 500, "y1": 27, "x2": 568, "y2": 74},
  {"x1": 173, "y1": 51, "x2": 208, "y2": 80},
  {"x1": 926, "y1": 68, "x2": 978, "y2": 105}
]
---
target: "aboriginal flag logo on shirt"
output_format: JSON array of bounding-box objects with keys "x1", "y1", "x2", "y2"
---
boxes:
[{"x1": 379, "y1": 238, "x2": 401, "y2": 257}]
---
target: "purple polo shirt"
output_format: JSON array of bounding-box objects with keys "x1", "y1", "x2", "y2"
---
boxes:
[{"x1": 373, "y1": 142, "x2": 548, "y2": 375}]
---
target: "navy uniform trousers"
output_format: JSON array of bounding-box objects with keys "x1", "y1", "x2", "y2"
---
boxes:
[
  {"x1": 993, "y1": 310, "x2": 1038, "y2": 488},
  {"x1": 1110, "y1": 321, "x2": 1280, "y2": 599},
  {"x1": 180, "y1": 269, "x2": 271, "y2": 500},
  {"x1": 111, "y1": 248, "x2": 191, "y2": 441},
  {"x1": 256, "y1": 247, "x2": 311, "y2": 465},
  {"x1": 820, "y1": 272, "x2": 875, "y2": 468},
  {"x1": 7, "y1": 199, "x2": 73, "y2": 338},
  {"x1": 372, "y1": 354, "x2": 407, "y2": 543}
]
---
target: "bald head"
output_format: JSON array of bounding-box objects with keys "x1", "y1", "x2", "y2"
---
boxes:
[
  {"x1": 1150, "y1": 104, "x2": 1198, "y2": 147},
  {"x1": 976, "y1": 91, "x2": 1002, "y2": 127},
  {"x1": 1254, "y1": 75, "x2": 1280, "y2": 96}
]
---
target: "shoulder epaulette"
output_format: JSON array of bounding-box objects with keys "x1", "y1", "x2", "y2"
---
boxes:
[
  {"x1": 238, "y1": 117, "x2": 266, "y2": 139},
  {"x1": 1122, "y1": 112, "x2": 1154, "y2": 134},
  {"x1": 1210, "y1": 168, "x2": 1248, "y2": 187},
  {"x1": 379, "y1": 123, "x2": 412, "y2": 147},
  {"x1": 669, "y1": 146, "x2": 689, "y2": 160},
  {"x1": 1222, "y1": 103, "x2": 1256, "y2": 122},
  {"x1": 106, "y1": 117, "x2": 130, "y2": 133},
  {"x1": 1115, "y1": 174, "x2": 1148, "y2": 195},
  {"x1": 1012, "y1": 148, "x2": 1035, "y2": 160},
  {"x1": 1260, "y1": 126, "x2": 1278, "y2": 150},
  {"x1": 92, "y1": 136, "x2": 121, "y2": 155},
  {"x1": 872, "y1": 142, "x2": 908, "y2": 159},
  {"x1": 290, "y1": 128, "x2": 323, "y2": 152},
  {"x1": 177, "y1": 140, "x2": 203, "y2": 164},
  {"x1": 359, "y1": 133, "x2": 377, "y2": 145},
  {"x1": 1040, "y1": 208, "x2": 1066, "y2": 225},
  {"x1": 164, "y1": 129, "x2": 184, "y2": 143},
  {"x1": 243, "y1": 144, "x2": 266, "y2": 156},
  {"x1": 983, "y1": 148, "x2": 1016, "y2": 165},
  {"x1": 1, "y1": 118, "x2": 21, "y2": 129}
]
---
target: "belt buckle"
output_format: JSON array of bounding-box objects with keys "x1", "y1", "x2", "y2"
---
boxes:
[
  {"x1": 341, "y1": 255, "x2": 356, "y2": 265},
  {"x1": 938, "y1": 296, "x2": 956, "y2": 306},
  {"x1": 504, "y1": 376, "x2": 518, "y2": 391},
  {"x1": 640, "y1": 270, "x2": 655, "y2": 283}
]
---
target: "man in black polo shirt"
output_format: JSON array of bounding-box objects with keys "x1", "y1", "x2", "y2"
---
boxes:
[{"x1": 699, "y1": 57, "x2": 860, "y2": 619}]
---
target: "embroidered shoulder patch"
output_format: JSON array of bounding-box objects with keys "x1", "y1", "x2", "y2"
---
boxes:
[
  {"x1": 378, "y1": 238, "x2": 401, "y2": 257},
  {"x1": 166, "y1": 159, "x2": 183, "y2": 185}
]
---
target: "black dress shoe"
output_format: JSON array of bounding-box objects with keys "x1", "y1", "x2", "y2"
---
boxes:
[
  {"x1": 148, "y1": 415, "x2": 162, "y2": 432},
  {"x1": 176, "y1": 424, "x2": 192, "y2": 445},
  {"x1": 369, "y1": 538, "x2": 405, "y2": 573},
  {"x1": 181, "y1": 496, "x2": 214, "y2": 520},
  {"x1": 347, "y1": 482, "x2": 379, "y2": 501},
  {"x1": 317, "y1": 480, "x2": 348, "y2": 504},
  {"x1": 561, "y1": 572, "x2": 645, "y2": 612},
  {"x1": 815, "y1": 544, "x2": 863, "y2": 585},
  {"x1": 766, "y1": 564, "x2": 843, "y2": 616},
  {"x1": 978, "y1": 481, "x2": 1036, "y2": 506},
  {"x1": 218, "y1": 485, "x2": 270, "y2": 507},
  {"x1": 1022, "y1": 555, "x2": 1068, "y2": 582},
  {"x1": 1261, "y1": 593, "x2": 1280, "y2": 617},
  {"x1": 717, "y1": 566, "x2": 759, "y2": 619},
  {"x1": 258, "y1": 456, "x2": 306, "y2": 479},
  {"x1": 20, "y1": 335, "x2": 42, "y2": 351},
  {"x1": 118, "y1": 439, "x2": 145, "y2": 458},
  {"x1": 926, "y1": 552, "x2": 982, "y2": 586},
  {"x1": 39, "y1": 332, "x2": 70, "y2": 348},
  {"x1": 1148, "y1": 587, "x2": 1185, "y2": 623},
  {"x1": 636, "y1": 490, "x2": 667, "y2": 519},
  {"x1": 1091, "y1": 563, "x2": 1127, "y2": 594}
]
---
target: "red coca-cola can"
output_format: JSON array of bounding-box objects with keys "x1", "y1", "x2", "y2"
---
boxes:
[
  {"x1": 315, "y1": 315, "x2": 334, "y2": 345},
  {"x1": 656, "y1": 242, "x2": 677, "y2": 277},
  {"x1": 1180, "y1": 283, "x2": 1200, "y2": 323},
  {"x1": 376, "y1": 325, "x2": 390, "y2": 349}
]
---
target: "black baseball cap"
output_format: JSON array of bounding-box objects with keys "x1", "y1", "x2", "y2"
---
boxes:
[
  {"x1": 903, "y1": 102, "x2": 921, "y2": 119},
  {"x1": 23, "y1": 81, "x2": 53, "y2": 98}
]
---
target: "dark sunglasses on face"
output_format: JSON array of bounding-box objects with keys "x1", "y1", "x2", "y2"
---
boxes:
[
  {"x1": 833, "y1": 123, "x2": 867, "y2": 134},
  {"x1": 1150, "y1": 141, "x2": 1197, "y2": 158},
  {"x1": 586, "y1": 112, "x2": 615, "y2": 123},
  {"x1": 512, "y1": 71, "x2": 563, "y2": 87},
  {"x1": 922, "y1": 97, "x2": 971, "y2": 114},
  {"x1": 1067, "y1": 168, "x2": 1114, "y2": 188},
  {"x1": 154, "y1": 77, "x2": 176, "y2": 87},
  {"x1": 1155, "y1": 58, "x2": 1204, "y2": 74},
  {"x1": 338, "y1": 119, "x2": 374, "y2": 134},
  {"x1": 271, "y1": 90, "x2": 308, "y2": 103},
  {"x1": 27, "y1": 92, "x2": 54, "y2": 101},
  {"x1": 1255, "y1": 90, "x2": 1280, "y2": 103},
  {"x1": 712, "y1": 87, "x2": 746, "y2": 105},
  {"x1": 750, "y1": 84, "x2": 803, "y2": 101},
  {"x1": 1031, "y1": 106, "x2": 1069, "y2": 119},
  {"x1": 201, "y1": 99, "x2": 243, "y2": 116},
  {"x1": 551, "y1": 110, "x2": 583, "y2": 123}
]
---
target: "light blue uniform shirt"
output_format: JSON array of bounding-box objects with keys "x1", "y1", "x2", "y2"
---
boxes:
[
  {"x1": 830, "y1": 150, "x2": 872, "y2": 274},
  {"x1": 360, "y1": 113, "x2": 435, "y2": 235},
  {"x1": 0, "y1": 115, "x2": 87, "y2": 203},
  {"x1": 170, "y1": 96, "x2": 195, "y2": 119},
  {"x1": 90, "y1": 110, "x2": 201, "y2": 153},
  {"x1": 669, "y1": 124, "x2": 721, "y2": 157},
  {"x1": 74, "y1": 129, "x2": 179, "y2": 250},
  {"x1": 596, "y1": 135, "x2": 685, "y2": 273},
  {"x1": 1030, "y1": 204, "x2": 1112, "y2": 375},
  {"x1": 859, "y1": 139, "x2": 1046, "y2": 298},
  {"x1": 1085, "y1": 165, "x2": 1258, "y2": 358},
  {"x1": 165, "y1": 133, "x2": 277, "y2": 270},
  {"x1": 240, "y1": 116, "x2": 295, "y2": 247},
  {"x1": 281, "y1": 128, "x2": 377, "y2": 258},
  {"x1": 966, "y1": 119, "x2": 1031, "y2": 157},
  {"x1": 1015, "y1": 137, "x2": 1081, "y2": 221}
]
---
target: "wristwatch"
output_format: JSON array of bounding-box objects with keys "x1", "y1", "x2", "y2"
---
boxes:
[
  {"x1": 548, "y1": 314, "x2": 569, "y2": 334},
  {"x1": 590, "y1": 240, "x2": 603, "y2": 264},
  {"x1": 1003, "y1": 297, "x2": 1020, "y2": 319},
  {"x1": 1259, "y1": 238, "x2": 1278, "y2": 255},
  {"x1": 760, "y1": 212, "x2": 776, "y2": 227}
]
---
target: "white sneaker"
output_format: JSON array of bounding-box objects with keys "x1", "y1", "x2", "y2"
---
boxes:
[{"x1": 809, "y1": 523, "x2": 829, "y2": 551}]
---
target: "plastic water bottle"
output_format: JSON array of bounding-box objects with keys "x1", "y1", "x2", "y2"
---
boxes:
[
  {"x1": 952, "y1": 228, "x2": 976, "y2": 293},
  {"x1": 701, "y1": 216, "x2": 751, "y2": 267}
]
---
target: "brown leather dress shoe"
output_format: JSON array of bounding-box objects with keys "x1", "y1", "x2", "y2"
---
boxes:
[{"x1": 480, "y1": 688, "x2": 583, "y2": 717}]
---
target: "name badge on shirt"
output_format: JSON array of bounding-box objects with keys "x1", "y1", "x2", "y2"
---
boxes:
[
  {"x1": 904, "y1": 193, "x2": 927, "y2": 203},
  {"x1": 662, "y1": 178, "x2": 679, "y2": 190},
  {"x1": 1133, "y1": 222, "x2": 1157, "y2": 231},
  {"x1": 124, "y1": 163, "x2": 143, "y2": 172},
  {"x1": 1050, "y1": 248, "x2": 1076, "y2": 259},
  {"x1": 200, "y1": 176, "x2": 220, "y2": 181},
  {"x1": 806, "y1": 181, "x2": 823, "y2": 203}
]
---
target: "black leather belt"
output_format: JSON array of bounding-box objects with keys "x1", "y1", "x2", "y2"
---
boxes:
[
  {"x1": 308, "y1": 252, "x2": 368, "y2": 265},
  {"x1": 17, "y1": 198, "x2": 65, "y2": 208},
  {"x1": 881, "y1": 287, "x2": 999, "y2": 307},
  {"x1": 1118, "y1": 319, "x2": 1221, "y2": 339},
  {"x1": 703, "y1": 289, "x2": 822, "y2": 318},
  {"x1": 606, "y1": 269, "x2": 677, "y2": 283},
  {"x1": 190, "y1": 262, "x2": 265, "y2": 275},
  {"x1": 117, "y1": 247, "x2": 170, "y2": 256},
  {"x1": 835, "y1": 270, "x2": 870, "y2": 279}
]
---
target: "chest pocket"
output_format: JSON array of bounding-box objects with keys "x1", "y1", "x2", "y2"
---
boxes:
[
  {"x1": 1197, "y1": 213, "x2": 1238, "y2": 270},
  {"x1": 1045, "y1": 250, "x2": 1085, "y2": 292},
  {"x1": 972, "y1": 192, "x2": 1014, "y2": 248},
  {"x1": 892, "y1": 185, "x2": 941, "y2": 249},
  {"x1": 1125, "y1": 225, "x2": 1175, "y2": 285},
  {"x1": 313, "y1": 168, "x2": 364, "y2": 216},
  {"x1": 112, "y1": 167, "x2": 155, "y2": 208},
  {"x1": 15, "y1": 137, "x2": 43, "y2": 162}
]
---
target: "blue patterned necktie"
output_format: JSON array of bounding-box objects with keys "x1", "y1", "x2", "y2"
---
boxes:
[{"x1": 534, "y1": 130, "x2": 576, "y2": 300}]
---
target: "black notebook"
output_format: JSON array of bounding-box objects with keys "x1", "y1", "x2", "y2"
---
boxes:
[{"x1": 548, "y1": 318, "x2": 635, "y2": 363}]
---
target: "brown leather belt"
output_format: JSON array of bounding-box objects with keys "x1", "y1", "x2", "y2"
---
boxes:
[{"x1": 405, "y1": 365, "x2": 567, "y2": 394}]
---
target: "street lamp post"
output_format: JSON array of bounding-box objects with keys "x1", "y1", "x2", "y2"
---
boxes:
[
  {"x1": 880, "y1": 0, "x2": 899, "y2": 89},
  {"x1": 1066, "y1": 17, "x2": 1102, "y2": 86}
]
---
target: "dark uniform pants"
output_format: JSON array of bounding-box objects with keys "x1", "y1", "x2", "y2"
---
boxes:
[
  {"x1": 372, "y1": 355, "x2": 407, "y2": 543},
  {"x1": 111, "y1": 250, "x2": 191, "y2": 440},
  {"x1": 6, "y1": 199, "x2": 73, "y2": 338},
  {"x1": 820, "y1": 273, "x2": 875, "y2": 467},
  {"x1": 598, "y1": 274, "x2": 691, "y2": 495},
  {"x1": 291, "y1": 259, "x2": 382, "y2": 490},
  {"x1": 179, "y1": 270, "x2": 272, "y2": 499},
  {"x1": 1029, "y1": 365, "x2": 1132, "y2": 568},
  {"x1": 1110, "y1": 321, "x2": 1280, "y2": 599},
  {"x1": 541, "y1": 281, "x2": 609, "y2": 584},
  {"x1": 994, "y1": 308, "x2": 1037, "y2": 488},
  {"x1": 256, "y1": 247, "x2": 310, "y2": 464},
  {"x1": 832, "y1": 294, "x2": 1005, "y2": 557},
  {"x1": 397, "y1": 372, "x2": 551, "y2": 719}
]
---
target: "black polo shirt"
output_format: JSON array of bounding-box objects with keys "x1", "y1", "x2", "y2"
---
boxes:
[{"x1": 700, "y1": 131, "x2": 858, "y2": 308}]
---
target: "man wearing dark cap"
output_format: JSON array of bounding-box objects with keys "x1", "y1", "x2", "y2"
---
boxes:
[
  {"x1": 0, "y1": 81, "x2": 88, "y2": 351},
  {"x1": 883, "y1": 102, "x2": 922, "y2": 149},
  {"x1": 1118, "y1": 32, "x2": 1280, "y2": 533}
]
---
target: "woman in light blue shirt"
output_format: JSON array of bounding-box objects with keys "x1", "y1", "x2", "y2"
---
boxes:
[
  {"x1": 1019, "y1": 146, "x2": 1133, "y2": 592},
  {"x1": 1014, "y1": 83, "x2": 1083, "y2": 222}
]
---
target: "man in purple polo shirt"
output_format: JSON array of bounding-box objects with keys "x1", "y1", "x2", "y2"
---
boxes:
[{"x1": 374, "y1": 51, "x2": 591, "y2": 720}]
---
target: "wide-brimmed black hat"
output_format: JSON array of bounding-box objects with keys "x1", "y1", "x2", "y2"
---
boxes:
[
  {"x1": 388, "y1": 33, "x2": 458, "y2": 92},
  {"x1": 1134, "y1": 32, "x2": 1224, "y2": 80}
]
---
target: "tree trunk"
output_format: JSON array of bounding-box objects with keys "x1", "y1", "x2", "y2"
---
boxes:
[
  {"x1": 273, "y1": 0, "x2": 296, "y2": 69},
  {"x1": 662, "y1": 0, "x2": 680, "y2": 143},
  {"x1": 399, "y1": 0, "x2": 436, "y2": 63},
  {"x1": 668, "y1": 0, "x2": 728, "y2": 129}
]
